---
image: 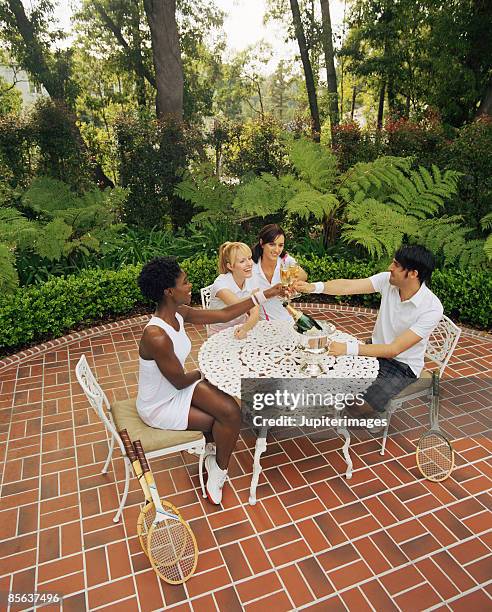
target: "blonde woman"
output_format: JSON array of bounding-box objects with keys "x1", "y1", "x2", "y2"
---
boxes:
[{"x1": 208, "y1": 242, "x2": 260, "y2": 339}]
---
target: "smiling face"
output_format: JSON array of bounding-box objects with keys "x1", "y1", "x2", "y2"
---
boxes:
[
  {"x1": 261, "y1": 233, "x2": 285, "y2": 264},
  {"x1": 227, "y1": 247, "x2": 253, "y2": 279},
  {"x1": 388, "y1": 258, "x2": 417, "y2": 287},
  {"x1": 166, "y1": 270, "x2": 192, "y2": 305}
]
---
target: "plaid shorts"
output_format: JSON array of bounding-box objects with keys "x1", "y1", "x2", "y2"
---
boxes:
[{"x1": 363, "y1": 358, "x2": 417, "y2": 413}]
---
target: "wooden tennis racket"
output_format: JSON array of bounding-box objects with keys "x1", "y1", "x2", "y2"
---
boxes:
[
  {"x1": 416, "y1": 372, "x2": 454, "y2": 482},
  {"x1": 118, "y1": 430, "x2": 181, "y2": 556},
  {"x1": 134, "y1": 441, "x2": 198, "y2": 584}
]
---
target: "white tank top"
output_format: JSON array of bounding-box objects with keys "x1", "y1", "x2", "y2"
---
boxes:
[{"x1": 136, "y1": 314, "x2": 192, "y2": 413}]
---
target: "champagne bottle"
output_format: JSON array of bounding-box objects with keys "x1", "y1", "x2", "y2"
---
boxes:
[{"x1": 283, "y1": 302, "x2": 323, "y2": 333}]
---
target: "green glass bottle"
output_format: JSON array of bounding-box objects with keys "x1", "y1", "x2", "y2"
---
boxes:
[{"x1": 283, "y1": 302, "x2": 323, "y2": 333}]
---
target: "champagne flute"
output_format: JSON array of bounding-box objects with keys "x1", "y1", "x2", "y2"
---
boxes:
[
  {"x1": 288, "y1": 264, "x2": 302, "y2": 299},
  {"x1": 280, "y1": 262, "x2": 291, "y2": 287}
]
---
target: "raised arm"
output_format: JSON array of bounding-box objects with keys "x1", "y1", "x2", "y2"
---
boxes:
[
  {"x1": 139, "y1": 327, "x2": 201, "y2": 389},
  {"x1": 295, "y1": 277, "x2": 375, "y2": 296},
  {"x1": 179, "y1": 283, "x2": 285, "y2": 325},
  {"x1": 215, "y1": 288, "x2": 260, "y2": 338}
]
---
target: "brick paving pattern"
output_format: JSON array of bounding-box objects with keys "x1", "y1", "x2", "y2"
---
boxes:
[{"x1": 0, "y1": 304, "x2": 491, "y2": 611}]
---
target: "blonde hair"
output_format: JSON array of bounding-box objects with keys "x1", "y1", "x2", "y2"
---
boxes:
[{"x1": 218, "y1": 242, "x2": 252, "y2": 274}]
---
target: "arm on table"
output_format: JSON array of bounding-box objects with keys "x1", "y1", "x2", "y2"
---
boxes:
[{"x1": 329, "y1": 329, "x2": 423, "y2": 359}]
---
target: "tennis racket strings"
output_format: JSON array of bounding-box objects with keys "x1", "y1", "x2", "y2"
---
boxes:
[
  {"x1": 416, "y1": 373, "x2": 454, "y2": 482},
  {"x1": 134, "y1": 440, "x2": 198, "y2": 584}
]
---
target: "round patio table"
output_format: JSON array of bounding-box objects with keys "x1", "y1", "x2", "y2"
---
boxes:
[{"x1": 198, "y1": 320, "x2": 379, "y2": 504}]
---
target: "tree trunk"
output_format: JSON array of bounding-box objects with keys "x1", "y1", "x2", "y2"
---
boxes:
[
  {"x1": 143, "y1": 0, "x2": 184, "y2": 119},
  {"x1": 377, "y1": 82, "x2": 386, "y2": 129},
  {"x1": 7, "y1": 0, "x2": 63, "y2": 98},
  {"x1": 322, "y1": 212, "x2": 338, "y2": 247},
  {"x1": 350, "y1": 85, "x2": 357, "y2": 120},
  {"x1": 6, "y1": 0, "x2": 114, "y2": 187},
  {"x1": 289, "y1": 0, "x2": 321, "y2": 142},
  {"x1": 319, "y1": 0, "x2": 339, "y2": 136},
  {"x1": 476, "y1": 77, "x2": 492, "y2": 118},
  {"x1": 387, "y1": 79, "x2": 396, "y2": 118}
]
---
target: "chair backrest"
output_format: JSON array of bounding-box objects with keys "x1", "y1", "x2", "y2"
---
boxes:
[
  {"x1": 425, "y1": 314, "x2": 461, "y2": 376},
  {"x1": 200, "y1": 285, "x2": 212, "y2": 309},
  {"x1": 75, "y1": 354, "x2": 123, "y2": 449},
  {"x1": 200, "y1": 285, "x2": 213, "y2": 336}
]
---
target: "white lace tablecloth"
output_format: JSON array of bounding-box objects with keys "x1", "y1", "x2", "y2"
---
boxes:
[
  {"x1": 198, "y1": 320, "x2": 379, "y2": 398},
  {"x1": 198, "y1": 320, "x2": 379, "y2": 504}
]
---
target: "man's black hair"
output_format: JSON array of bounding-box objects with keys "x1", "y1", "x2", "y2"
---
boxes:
[
  {"x1": 394, "y1": 245, "x2": 436, "y2": 285},
  {"x1": 138, "y1": 257, "x2": 182, "y2": 304}
]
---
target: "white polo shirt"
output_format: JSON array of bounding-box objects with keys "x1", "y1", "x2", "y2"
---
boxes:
[
  {"x1": 252, "y1": 255, "x2": 297, "y2": 321},
  {"x1": 370, "y1": 271, "x2": 443, "y2": 376},
  {"x1": 208, "y1": 273, "x2": 256, "y2": 335}
]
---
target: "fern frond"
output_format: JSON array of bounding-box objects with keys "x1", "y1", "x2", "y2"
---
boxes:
[
  {"x1": 233, "y1": 174, "x2": 301, "y2": 218},
  {"x1": 35, "y1": 218, "x2": 73, "y2": 261},
  {"x1": 481, "y1": 212, "x2": 492, "y2": 230},
  {"x1": 0, "y1": 207, "x2": 38, "y2": 249},
  {"x1": 342, "y1": 199, "x2": 417, "y2": 259},
  {"x1": 386, "y1": 166, "x2": 460, "y2": 219},
  {"x1": 22, "y1": 177, "x2": 79, "y2": 214},
  {"x1": 457, "y1": 240, "x2": 489, "y2": 269},
  {"x1": 285, "y1": 191, "x2": 340, "y2": 221},
  {"x1": 287, "y1": 137, "x2": 338, "y2": 192},
  {"x1": 484, "y1": 234, "x2": 492, "y2": 260},
  {"x1": 416, "y1": 216, "x2": 488, "y2": 269},
  {"x1": 341, "y1": 156, "x2": 412, "y2": 194},
  {"x1": 175, "y1": 173, "x2": 235, "y2": 222},
  {"x1": 341, "y1": 229, "x2": 386, "y2": 260}
]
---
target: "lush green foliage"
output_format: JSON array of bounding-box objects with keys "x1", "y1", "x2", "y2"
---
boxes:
[
  {"x1": 341, "y1": 0, "x2": 492, "y2": 127},
  {"x1": 0, "y1": 75, "x2": 22, "y2": 116},
  {"x1": 31, "y1": 100, "x2": 93, "y2": 190},
  {"x1": 1, "y1": 253, "x2": 490, "y2": 354},
  {"x1": 220, "y1": 116, "x2": 290, "y2": 178},
  {"x1": 0, "y1": 113, "x2": 34, "y2": 188},
  {"x1": 114, "y1": 112, "x2": 199, "y2": 229},
  {"x1": 232, "y1": 137, "x2": 468, "y2": 262},
  {"x1": 442, "y1": 117, "x2": 492, "y2": 227},
  {"x1": 0, "y1": 177, "x2": 126, "y2": 291}
]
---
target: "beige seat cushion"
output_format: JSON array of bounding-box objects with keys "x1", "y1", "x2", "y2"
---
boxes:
[
  {"x1": 393, "y1": 369, "x2": 433, "y2": 400},
  {"x1": 112, "y1": 398, "x2": 203, "y2": 453}
]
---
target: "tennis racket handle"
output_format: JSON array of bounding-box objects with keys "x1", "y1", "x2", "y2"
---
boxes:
[
  {"x1": 134, "y1": 440, "x2": 150, "y2": 473},
  {"x1": 119, "y1": 430, "x2": 137, "y2": 462}
]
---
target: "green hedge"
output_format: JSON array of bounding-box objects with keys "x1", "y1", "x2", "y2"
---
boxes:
[{"x1": 1, "y1": 255, "x2": 490, "y2": 355}]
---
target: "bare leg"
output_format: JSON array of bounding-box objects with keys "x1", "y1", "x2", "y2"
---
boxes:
[{"x1": 187, "y1": 381, "x2": 241, "y2": 471}]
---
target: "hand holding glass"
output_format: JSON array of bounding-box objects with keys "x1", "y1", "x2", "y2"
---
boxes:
[{"x1": 287, "y1": 264, "x2": 302, "y2": 299}]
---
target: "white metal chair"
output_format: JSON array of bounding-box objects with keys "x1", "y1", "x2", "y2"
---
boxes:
[
  {"x1": 75, "y1": 355, "x2": 206, "y2": 522},
  {"x1": 380, "y1": 315, "x2": 461, "y2": 455},
  {"x1": 200, "y1": 284, "x2": 213, "y2": 336}
]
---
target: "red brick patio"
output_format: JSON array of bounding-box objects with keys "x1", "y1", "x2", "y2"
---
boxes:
[{"x1": 0, "y1": 304, "x2": 491, "y2": 611}]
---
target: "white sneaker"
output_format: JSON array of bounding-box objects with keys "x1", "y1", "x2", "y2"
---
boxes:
[{"x1": 205, "y1": 455, "x2": 228, "y2": 505}]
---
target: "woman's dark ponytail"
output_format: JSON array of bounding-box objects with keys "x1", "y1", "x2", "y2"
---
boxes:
[{"x1": 251, "y1": 241, "x2": 263, "y2": 263}]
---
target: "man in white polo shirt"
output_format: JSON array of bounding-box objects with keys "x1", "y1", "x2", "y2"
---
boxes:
[{"x1": 295, "y1": 245, "x2": 443, "y2": 419}]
